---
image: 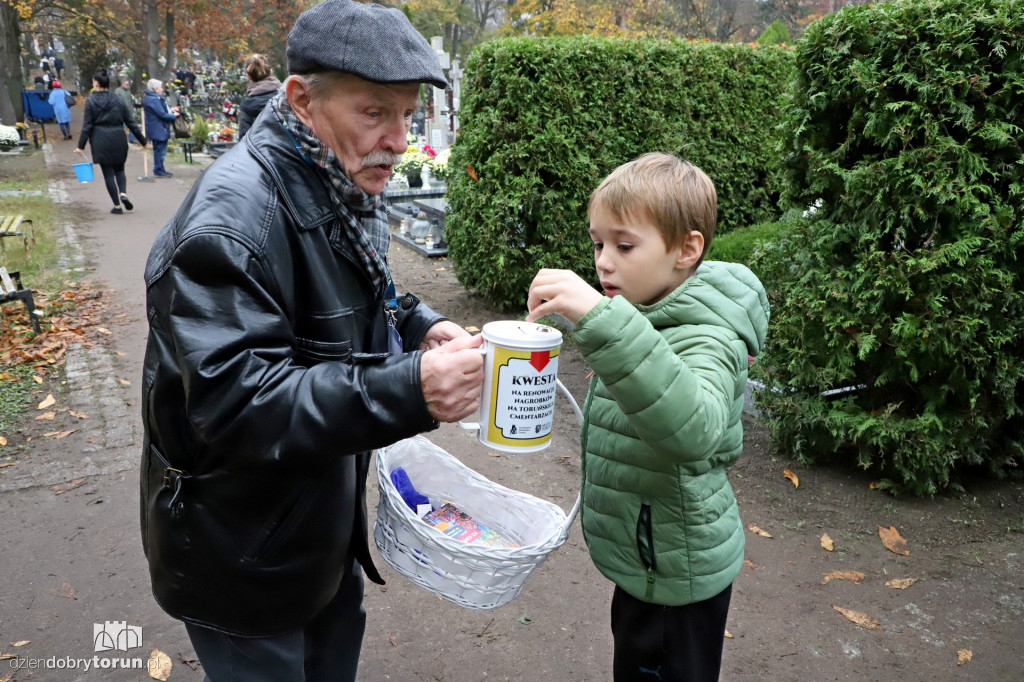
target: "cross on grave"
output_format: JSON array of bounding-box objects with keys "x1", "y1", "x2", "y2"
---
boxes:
[
  {"x1": 430, "y1": 36, "x2": 451, "y2": 151},
  {"x1": 449, "y1": 59, "x2": 464, "y2": 132}
]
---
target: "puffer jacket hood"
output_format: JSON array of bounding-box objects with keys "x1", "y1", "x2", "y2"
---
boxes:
[{"x1": 642, "y1": 260, "x2": 768, "y2": 358}]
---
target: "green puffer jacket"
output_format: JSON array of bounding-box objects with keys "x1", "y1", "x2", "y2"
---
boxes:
[{"x1": 573, "y1": 261, "x2": 769, "y2": 605}]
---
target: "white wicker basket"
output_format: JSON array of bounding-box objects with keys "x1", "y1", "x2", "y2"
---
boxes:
[{"x1": 374, "y1": 382, "x2": 582, "y2": 610}]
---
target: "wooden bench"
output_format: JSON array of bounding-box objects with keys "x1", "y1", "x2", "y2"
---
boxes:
[
  {"x1": 0, "y1": 266, "x2": 42, "y2": 333},
  {"x1": 0, "y1": 214, "x2": 35, "y2": 257},
  {"x1": 180, "y1": 140, "x2": 196, "y2": 163}
]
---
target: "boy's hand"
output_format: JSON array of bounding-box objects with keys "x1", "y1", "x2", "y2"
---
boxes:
[{"x1": 526, "y1": 269, "x2": 603, "y2": 324}]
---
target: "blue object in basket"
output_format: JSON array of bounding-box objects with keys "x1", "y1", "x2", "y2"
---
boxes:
[
  {"x1": 390, "y1": 466, "x2": 431, "y2": 513},
  {"x1": 72, "y1": 162, "x2": 94, "y2": 183}
]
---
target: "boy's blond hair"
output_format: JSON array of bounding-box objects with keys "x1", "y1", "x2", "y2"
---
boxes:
[{"x1": 589, "y1": 153, "x2": 717, "y2": 264}]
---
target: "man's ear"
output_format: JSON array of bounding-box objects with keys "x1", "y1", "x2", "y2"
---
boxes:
[
  {"x1": 676, "y1": 230, "x2": 705, "y2": 271},
  {"x1": 284, "y1": 75, "x2": 315, "y2": 129}
]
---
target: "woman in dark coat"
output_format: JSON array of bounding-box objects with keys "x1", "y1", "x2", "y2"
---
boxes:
[
  {"x1": 74, "y1": 69, "x2": 147, "y2": 214},
  {"x1": 237, "y1": 54, "x2": 281, "y2": 140}
]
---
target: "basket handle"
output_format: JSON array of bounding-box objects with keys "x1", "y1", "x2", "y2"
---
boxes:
[{"x1": 555, "y1": 378, "x2": 583, "y2": 540}]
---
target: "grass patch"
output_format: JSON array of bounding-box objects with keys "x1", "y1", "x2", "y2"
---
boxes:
[
  {"x1": 0, "y1": 364, "x2": 38, "y2": 438},
  {"x1": 0, "y1": 152, "x2": 68, "y2": 294},
  {"x1": 1, "y1": 150, "x2": 69, "y2": 444}
]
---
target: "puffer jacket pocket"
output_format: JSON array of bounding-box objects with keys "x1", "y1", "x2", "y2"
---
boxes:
[{"x1": 636, "y1": 503, "x2": 657, "y2": 571}]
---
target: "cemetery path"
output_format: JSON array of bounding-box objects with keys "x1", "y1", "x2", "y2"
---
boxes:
[{"x1": 1, "y1": 137, "x2": 1022, "y2": 681}]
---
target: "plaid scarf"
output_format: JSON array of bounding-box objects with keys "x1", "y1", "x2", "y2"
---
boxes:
[{"x1": 270, "y1": 93, "x2": 390, "y2": 292}]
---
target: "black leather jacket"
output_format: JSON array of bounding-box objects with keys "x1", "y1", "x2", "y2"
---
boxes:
[{"x1": 141, "y1": 111, "x2": 443, "y2": 636}]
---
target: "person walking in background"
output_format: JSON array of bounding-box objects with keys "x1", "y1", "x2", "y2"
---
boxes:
[
  {"x1": 237, "y1": 53, "x2": 281, "y2": 140},
  {"x1": 115, "y1": 77, "x2": 135, "y2": 120},
  {"x1": 47, "y1": 80, "x2": 73, "y2": 140},
  {"x1": 143, "y1": 79, "x2": 180, "y2": 178},
  {"x1": 140, "y1": 1, "x2": 483, "y2": 680},
  {"x1": 53, "y1": 55, "x2": 64, "y2": 79},
  {"x1": 526, "y1": 153, "x2": 769, "y2": 682},
  {"x1": 74, "y1": 69, "x2": 147, "y2": 214},
  {"x1": 115, "y1": 77, "x2": 139, "y2": 143}
]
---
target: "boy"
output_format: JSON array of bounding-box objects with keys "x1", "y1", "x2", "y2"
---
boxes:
[{"x1": 527, "y1": 152, "x2": 769, "y2": 681}]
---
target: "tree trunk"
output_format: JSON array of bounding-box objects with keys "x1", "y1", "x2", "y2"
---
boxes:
[
  {"x1": 143, "y1": 0, "x2": 162, "y2": 83},
  {"x1": 0, "y1": 0, "x2": 22, "y2": 124},
  {"x1": 164, "y1": 9, "x2": 175, "y2": 77}
]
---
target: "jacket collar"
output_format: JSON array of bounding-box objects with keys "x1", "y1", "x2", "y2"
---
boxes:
[{"x1": 243, "y1": 110, "x2": 337, "y2": 232}]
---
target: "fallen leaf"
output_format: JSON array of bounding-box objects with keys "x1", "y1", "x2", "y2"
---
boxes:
[
  {"x1": 0, "y1": 373, "x2": 20, "y2": 382},
  {"x1": 116, "y1": 351, "x2": 126, "y2": 356},
  {"x1": 822, "y1": 570, "x2": 865, "y2": 585},
  {"x1": 0, "y1": 653, "x2": 15, "y2": 660},
  {"x1": 743, "y1": 559, "x2": 756, "y2": 569},
  {"x1": 517, "y1": 616, "x2": 532, "y2": 624},
  {"x1": 434, "y1": 267, "x2": 446, "y2": 271},
  {"x1": 0, "y1": 436, "x2": 7, "y2": 446},
  {"x1": 37, "y1": 394, "x2": 56, "y2": 410},
  {"x1": 118, "y1": 378, "x2": 131, "y2": 386},
  {"x1": 389, "y1": 635, "x2": 397, "y2": 647},
  {"x1": 885, "y1": 577, "x2": 919, "y2": 589},
  {"x1": 52, "y1": 478, "x2": 86, "y2": 494},
  {"x1": 32, "y1": 375, "x2": 43, "y2": 384},
  {"x1": 869, "y1": 481, "x2": 879, "y2": 490},
  {"x1": 34, "y1": 411, "x2": 56, "y2": 421},
  {"x1": 832, "y1": 605, "x2": 882, "y2": 630},
  {"x1": 820, "y1": 533, "x2": 834, "y2": 551},
  {"x1": 488, "y1": 452, "x2": 501, "y2": 457},
  {"x1": 466, "y1": 164, "x2": 479, "y2": 181},
  {"x1": 783, "y1": 469, "x2": 799, "y2": 488},
  {"x1": 96, "y1": 327, "x2": 112, "y2": 335},
  {"x1": 60, "y1": 582, "x2": 76, "y2": 599},
  {"x1": 0, "y1": 462, "x2": 15, "y2": 469},
  {"x1": 9, "y1": 641, "x2": 29, "y2": 647},
  {"x1": 724, "y1": 629, "x2": 734, "y2": 639},
  {"x1": 465, "y1": 326, "x2": 481, "y2": 333},
  {"x1": 746, "y1": 523, "x2": 773, "y2": 538},
  {"x1": 69, "y1": 411, "x2": 90, "y2": 419},
  {"x1": 878, "y1": 525, "x2": 910, "y2": 556},
  {"x1": 52, "y1": 430, "x2": 78, "y2": 439},
  {"x1": 147, "y1": 648, "x2": 172, "y2": 680},
  {"x1": 0, "y1": 672, "x2": 11, "y2": 681},
  {"x1": 957, "y1": 649, "x2": 972, "y2": 666}
]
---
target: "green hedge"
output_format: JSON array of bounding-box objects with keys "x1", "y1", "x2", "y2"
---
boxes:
[
  {"x1": 754, "y1": 0, "x2": 1024, "y2": 495},
  {"x1": 446, "y1": 36, "x2": 794, "y2": 310},
  {"x1": 706, "y1": 220, "x2": 789, "y2": 272}
]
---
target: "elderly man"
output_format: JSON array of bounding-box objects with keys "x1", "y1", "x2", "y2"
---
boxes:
[{"x1": 140, "y1": 1, "x2": 481, "y2": 680}]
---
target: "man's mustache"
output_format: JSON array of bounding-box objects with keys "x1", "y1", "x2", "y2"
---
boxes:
[{"x1": 362, "y1": 151, "x2": 404, "y2": 168}]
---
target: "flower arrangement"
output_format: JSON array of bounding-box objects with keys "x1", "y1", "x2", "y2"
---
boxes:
[
  {"x1": 0, "y1": 124, "x2": 20, "y2": 148},
  {"x1": 429, "y1": 147, "x2": 451, "y2": 180},
  {"x1": 218, "y1": 126, "x2": 235, "y2": 142},
  {"x1": 395, "y1": 149, "x2": 432, "y2": 177}
]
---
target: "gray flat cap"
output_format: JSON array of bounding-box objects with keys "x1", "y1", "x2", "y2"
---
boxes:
[{"x1": 287, "y1": 0, "x2": 447, "y2": 89}]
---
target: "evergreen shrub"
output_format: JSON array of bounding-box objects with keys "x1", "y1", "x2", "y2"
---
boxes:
[
  {"x1": 706, "y1": 221, "x2": 789, "y2": 272},
  {"x1": 446, "y1": 36, "x2": 794, "y2": 310},
  {"x1": 754, "y1": 0, "x2": 1024, "y2": 494}
]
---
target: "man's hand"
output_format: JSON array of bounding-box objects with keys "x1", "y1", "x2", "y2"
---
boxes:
[
  {"x1": 420, "y1": 334, "x2": 484, "y2": 422},
  {"x1": 526, "y1": 269, "x2": 603, "y2": 324},
  {"x1": 420, "y1": 320, "x2": 470, "y2": 351}
]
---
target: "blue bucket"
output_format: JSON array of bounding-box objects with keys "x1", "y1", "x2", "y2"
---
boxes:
[{"x1": 72, "y1": 162, "x2": 94, "y2": 182}]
